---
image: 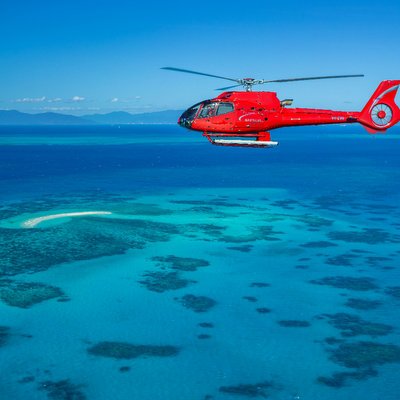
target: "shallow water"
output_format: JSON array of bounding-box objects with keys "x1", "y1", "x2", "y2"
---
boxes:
[{"x1": 0, "y1": 125, "x2": 399, "y2": 399}]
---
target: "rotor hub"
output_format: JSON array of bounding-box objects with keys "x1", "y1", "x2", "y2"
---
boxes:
[{"x1": 377, "y1": 110, "x2": 386, "y2": 119}]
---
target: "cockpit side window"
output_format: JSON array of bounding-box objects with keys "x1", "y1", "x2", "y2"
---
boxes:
[
  {"x1": 199, "y1": 103, "x2": 218, "y2": 118},
  {"x1": 216, "y1": 102, "x2": 234, "y2": 116},
  {"x1": 197, "y1": 102, "x2": 234, "y2": 119}
]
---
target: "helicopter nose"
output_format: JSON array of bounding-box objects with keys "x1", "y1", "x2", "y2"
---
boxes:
[{"x1": 178, "y1": 111, "x2": 193, "y2": 129}]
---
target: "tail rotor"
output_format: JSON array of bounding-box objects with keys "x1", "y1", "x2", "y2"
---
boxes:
[{"x1": 359, "y1": 80, "x2": 400, "y2": 133}]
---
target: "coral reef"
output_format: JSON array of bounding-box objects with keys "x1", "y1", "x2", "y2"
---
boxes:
[
  {"x1": 197, "y1": 334, "x2": 211, "y2": 340},
  {"x1": 326, "y1": 254, "x2": 357, "y2": 267},
  {"x1": 278, "y1": 320, "x2": 310, "y2": 328},
  {"x1": 321, "y1": 313, "x2": 393, "y2": 337},
  {"x1": 227, "y1": 245, "x2": 253, "y2": 253},
  {"x1": 301, "y1": 241, "x2": 337, "y2": 248},
  {"x1": 309, "y1": 276, "x2": 379, "y2": 291},
  {"x1": 242, "y1": 296, "x2": 258, "y2": 303},
  {"x1": 345, "y1": 298, "x2": 382, "y2": 310},
  {"x1": 18, "y1": 376, "x2": 35, "y2": 384},
  {"x1": 256, "y1": 308, "x2": 271, "y2": 314},
  {"x1": 176, "y1": 294, "x2": 216, "y2": 313},
  {"x1": 0, "y1": 215, "x2": 183, "y2": 276},
  {"x1": 87, "y1": 341, "x2": 180, "y2": 359},
  {"x1": 324, "y1": 337, "x2": 344, "y2": 345},
  {"x1": 198, "y1": 322, "x2": 214, "y2": 328},
  {"x1": 0, "y1": 280, "x2": 64, "y2": 308},
  {"x1": 329, "y1": 341, "x2": 400, "y2": 369},
  {"x1": 385, "y1": 286, "x2": 400, "y2": 299},
  {"x1": 328, "y1": 228, "x2": 399, "y2": 245},
  {"x1": 317, "y1": 368, "x2": 378, "y2": 388},
  {"x1": 151, "y1": 255, "x2": 209, "y2": 272},
  {"x1": 250, "y1": 282, "x2": 270, "y2": 288},
  {"x1": 0, "y1": 326, "x2": 10, "y2": 347},
  {"x1": 38, "y1": 379, "x2": 86, "y2": 400},
  {"x1": 138, "y1": 271, "x2": 194, "y2": 293},
  {"x1": 219, "y1": 381, "x2": 273, "y2": 398}
]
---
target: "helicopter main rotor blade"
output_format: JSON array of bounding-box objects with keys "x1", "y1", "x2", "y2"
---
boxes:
[
  {"x1": 161, "y1": 67, "x2": 239, "y2": 83},
  {"x1": 262, "y1": 74, "x2": 364, "y2": 84},
  {"x1": 215, "y1": 84, "x2": 242, "y2": 91}
]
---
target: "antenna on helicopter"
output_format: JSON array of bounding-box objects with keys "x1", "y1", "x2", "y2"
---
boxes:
[{"x1": 161, "y1": 67, "x2": 364, "y2": 92}]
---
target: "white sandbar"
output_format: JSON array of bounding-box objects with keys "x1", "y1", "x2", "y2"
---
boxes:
[{"x1": 22, "y1": 211, "x2": 112, "y2": 228}]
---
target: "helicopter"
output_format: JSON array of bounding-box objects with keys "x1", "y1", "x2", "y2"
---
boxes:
[{"x1": 162, "y1": 67, "x2": 400, "y2": 148}]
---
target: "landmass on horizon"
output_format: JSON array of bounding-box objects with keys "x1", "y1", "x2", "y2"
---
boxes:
[{"x1": 0, "y1": 109, "x2": 183, "y2": 125}]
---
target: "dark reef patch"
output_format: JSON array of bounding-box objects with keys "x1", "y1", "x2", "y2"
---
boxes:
[
  {"x1": 321, "y1": 313, "x2": 393, "y2": 337},
  {"x1": 345, "y1": 298, "x2": 382, "y2": 310},
  {"x1": 0, "y1": 280, "x2": 64, "y2": 308},
  {"x1": 0, "y1": 326, "x2": 10, "y2": 347},
  {"x1": 198, "y1": 334, "x2": 211, "y2": 340},
  {"x1": 329, "y1": 341, "x2": 400, "y2": 369},
  {"x1": 324, "y1": 337, "x2": 345, "y2": 345},
  {"x1": 301, "y1": 241, "x2": 337, "y2": 248},
  {"x1": 198, "y1": 322, "x2": 214, "y2": 328},
  {"x1": 271, "y1": 199, "x2": 299, "y2": 209},
  {"x1": 114, "y1": 202, "x2": 173, "y2": 216},
  {"x1": 184, "y1": 223, "x2": 227, "y2": 239},
  {"x1": 250, "y1": 282, "x2": 270, "y2": 288},
  {"x1": 170, "y1": 199, "x2": 241, "y2": 208},
  {"x1": 365, "y1": 256, "x2": 392, "y2": 267},
  {"x1": 309, "y1": 276, "x2": 379, "y2": 291},
  {"x1": 242, "y1": 296, "x2": 258, "y2": 303},
  {"x1": 219, "y1": 381, "x2": 273, "y2": 398},
  {"x1": 291, "y1": 214, "x2": 334, "y2": 228},
  {"x1": 385, "y1": 286, "x2": 400, "y2": 299},
  {"x1": 219, "y1": 225, "x2": 283, "y2": 244},
  {"x1": 326, "y1": 253, "x2": 357, "y2": 267},
  {"x1": 317, "y1": 368, "x2": 378, "y2": 388},
  {"x1": 176, "y1": 294, "x2": 217, "y2": 313},
  {"x1": 87, "y1": 341, "x2": 180, "y2": 359},
  {"x1": 138, "y1": 271, "x2": 194, "y2": 293},
  {"x1": 256, "y1": 308, "x2": 271, "y2": 314},
  {"x1": 278, "y1": 320, "x2": 310, "y2": 328},
  {"x1": 18, "y1": 376, "x2": 35, "y2": 384},
  {"x1": 151, "y1": 255, "x2": 210, "y2": 272},
  {"x1": 38, "y1": 379, "x2": 86, "y2": 400},
  {"x1": 227, "y1": 245, "x2": 253, "y2": 253},
  {"x1": 328, "y1": 228, "x2": 399, "y2": 245}
]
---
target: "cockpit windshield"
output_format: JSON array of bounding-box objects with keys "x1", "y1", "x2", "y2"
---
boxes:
[
  {"x1": 198, "y1": 102, "x2": 234, "y2": 118},
  {"x1": 179, "y1": 101, "x2": 235, "y2": 129}
]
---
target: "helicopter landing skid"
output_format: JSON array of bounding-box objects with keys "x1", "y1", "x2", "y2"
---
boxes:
[{"x1": 203, "y1": 132, "x2": 278, "y2": 148}]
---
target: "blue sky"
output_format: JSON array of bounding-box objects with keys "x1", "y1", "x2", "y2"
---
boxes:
[{"x1": 0, "y1": 1, "x2": 399, "y2": 115}]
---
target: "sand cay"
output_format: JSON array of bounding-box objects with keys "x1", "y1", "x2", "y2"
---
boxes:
[{"x1": 22, "y1": 211, "x2": 112, "y2": 228}]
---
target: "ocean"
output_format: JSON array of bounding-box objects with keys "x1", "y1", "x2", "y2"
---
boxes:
[{"x1": 0, "y1": 124, "x2": 399, "y2": 400}]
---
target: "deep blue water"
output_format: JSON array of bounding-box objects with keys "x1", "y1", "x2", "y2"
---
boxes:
[{"x1": 0, "y1": 125, "x2": 399, "y2": 400}]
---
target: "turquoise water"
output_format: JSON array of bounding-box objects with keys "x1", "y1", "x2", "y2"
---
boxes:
[{"x1": 0, "y1": 125, "x2": 400, "y2": 399}]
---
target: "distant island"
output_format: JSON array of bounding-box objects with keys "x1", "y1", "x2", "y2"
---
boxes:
[{"x1": 0, "y1": 109, "x2": 183, "y2": 125}]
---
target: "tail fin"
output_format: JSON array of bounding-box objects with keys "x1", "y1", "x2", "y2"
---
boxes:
[{"x1": 358, "y1": 80, "x2": 400, "y2": 133}]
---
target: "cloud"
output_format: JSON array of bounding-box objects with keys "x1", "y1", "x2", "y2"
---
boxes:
[
  {"x1": 71, "y1": 96, "x2": 85, "y2": 102},
  {"x1": 110, "y1": 96, "x2": 141, "y2": 103},
  {"x1": 16, "y1": 96, "x2": 46, "y2": 103}
]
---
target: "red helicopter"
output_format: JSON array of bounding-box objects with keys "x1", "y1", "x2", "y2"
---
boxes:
[{"x1": 162, "y1": 67, "x2": 400, "y2": 148}]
